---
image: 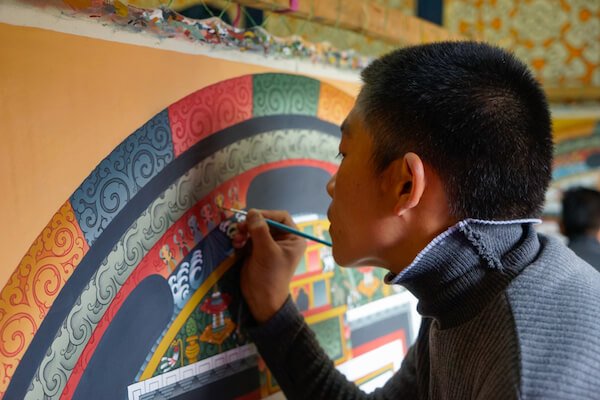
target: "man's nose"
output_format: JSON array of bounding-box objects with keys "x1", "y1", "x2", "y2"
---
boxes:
[{"x1": 326, "y1": 173, "x2": 336, "y2": 197}]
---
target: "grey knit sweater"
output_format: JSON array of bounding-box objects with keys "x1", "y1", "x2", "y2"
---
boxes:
[{"x1": 249, "y1": 220, "x2": 600, "y2": 399}]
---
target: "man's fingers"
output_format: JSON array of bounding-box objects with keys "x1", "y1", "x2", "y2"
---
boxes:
[
  {"x1": 246, "y1": 209, "x2": 278, "y2": 250},
  {"x1": 256, "y1": 209, "x2": 299, "y2": 230},
  {"x1": 237, "y1": 209, "x2": 306, "y2": 249}
]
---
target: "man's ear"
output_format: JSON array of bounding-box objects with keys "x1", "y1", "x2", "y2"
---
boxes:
[{"x1": 385, "y1": 152, "x2": 425, "y2": 216}]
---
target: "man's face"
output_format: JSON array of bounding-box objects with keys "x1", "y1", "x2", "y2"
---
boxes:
[{"x1": 326, "y1": 107, "x2": 395, "y2": 267}]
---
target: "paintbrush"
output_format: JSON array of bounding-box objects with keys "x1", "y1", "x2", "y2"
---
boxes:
[{"x1": 219, "y1": 206, "x2": 332, "y2": 247}]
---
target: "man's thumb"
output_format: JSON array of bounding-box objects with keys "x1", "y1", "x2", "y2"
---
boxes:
[{"x1": 246, "y1": 209, "x2": 275, "y2": 246}]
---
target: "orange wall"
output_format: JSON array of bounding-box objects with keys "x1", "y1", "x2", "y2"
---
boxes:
[{"x1": 0, "y1": 22, "x2": 359, "y2": 288}]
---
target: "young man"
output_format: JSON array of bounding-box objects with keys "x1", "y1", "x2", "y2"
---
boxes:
[
  {"x1": 561, "y1": 187, "x2": 600, "y2": 271},
  {"x1": 234, "y1": 42, "x2": 600, "y2": 399}
]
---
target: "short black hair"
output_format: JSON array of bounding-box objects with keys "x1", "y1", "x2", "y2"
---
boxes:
[
  {"x1": 358, "y1": 41, "x2": 553, "y2": 220},
  {"x1": 562, "y1": 187, "x2": 600, "y2": 238}
]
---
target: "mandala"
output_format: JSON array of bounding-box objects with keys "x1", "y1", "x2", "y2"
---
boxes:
[{"x1": 0, "y1": 73, "x2": 352, "y2": 399}]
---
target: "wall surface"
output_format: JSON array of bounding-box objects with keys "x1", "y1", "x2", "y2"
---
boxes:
[
  {"x1": 0, "y1": 22, "x2": 359, "y2": 288},
  {"x1": 0, "y1": 16, "x2": 372, "y2": 399}
]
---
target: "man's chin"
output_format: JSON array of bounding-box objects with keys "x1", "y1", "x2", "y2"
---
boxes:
[
  {"x1": 331, "y1": 249, "x2": 350, "y2": 268},
  {"x1": 332, "y1": 252, "x2": 378, "y2": 269}
]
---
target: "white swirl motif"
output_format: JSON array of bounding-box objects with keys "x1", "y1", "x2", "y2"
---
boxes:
[
  {"x1": 189, "y1": 250, "x2": 204, "y2": 291},
  {"x1": 168, "y1": 263, "x2": 190, "y2": 310}
]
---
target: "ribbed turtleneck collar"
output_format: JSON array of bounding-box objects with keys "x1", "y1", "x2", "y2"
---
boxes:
[{"x1": 385, "y1": 219, "x2": 542, "y2": 329}]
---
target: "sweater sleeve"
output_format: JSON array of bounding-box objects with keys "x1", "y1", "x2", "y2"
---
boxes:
[{"x1": 248, "y1": 297, "x2": 419, "y2": 400}]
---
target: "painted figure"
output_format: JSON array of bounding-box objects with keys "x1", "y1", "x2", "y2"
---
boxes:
[
  {"x1": 201, "y1": 203, "x2": 217, "y2": 231},
  {"x1": 159, "y1": 340, "x2": 181, "y2": 373},
  {"x1": 173, "y1": 228, "x2": 191, "y2": 259},
  {"x1": 159, "y1": 244, "x2": 177, "y2": 274},
  {"x1": 188, "y1": 214, "x2": 203, "y2": 244}
]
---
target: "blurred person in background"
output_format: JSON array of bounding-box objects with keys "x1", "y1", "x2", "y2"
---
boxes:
[{"x1": 561, "y1": 187, "x2": 600, "y2": 272}]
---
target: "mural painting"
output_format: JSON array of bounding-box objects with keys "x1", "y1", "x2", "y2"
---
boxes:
[{"x1": 0, "y1": 73, "x2": 416, "y2": 400}]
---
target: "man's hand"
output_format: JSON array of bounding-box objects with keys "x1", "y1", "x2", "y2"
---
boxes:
[{"x1": 234, "y1": 209, "x2": 306, "y2": 323}]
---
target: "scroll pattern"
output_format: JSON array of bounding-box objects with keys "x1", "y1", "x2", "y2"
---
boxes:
[
  {"x1": 253, "y1": 74, "x2": 320, "y2": 117},
  {"x1": 70, "y1": 110, "x2": 174, "y2": 246},
  {"x1": 63, "y1": 159, "x2": 338, "y2": 399},
  {"x1": 317, "y1": 83, "x2": 355, "y2": 126},
  {"x1": 169, "y1": 76, "x2": 253, "y2": 156},
  {"x1": 0, "y1": 202, "x2": 88, "y2": 397},
  {"x1": 25, "y1": 129, "x2": 339, "y2": 399},
  {"x1": 61, "y1": 179, "x2": 244, "y2": 399}
]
